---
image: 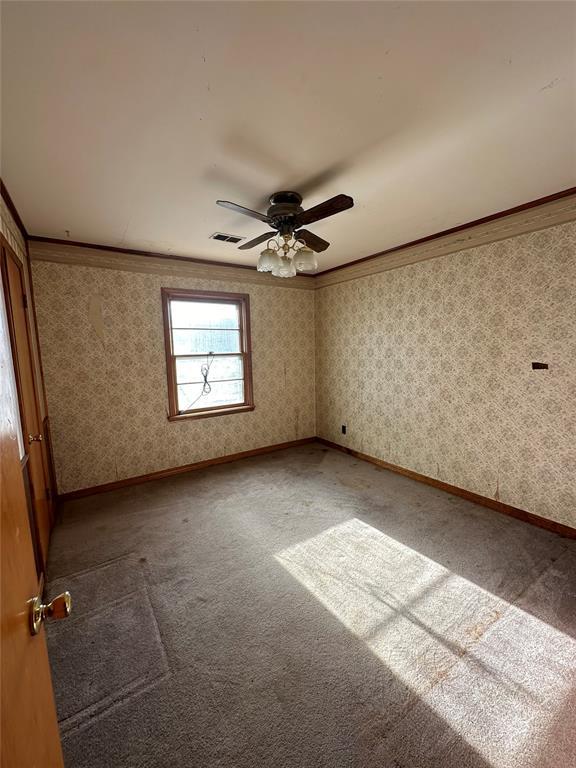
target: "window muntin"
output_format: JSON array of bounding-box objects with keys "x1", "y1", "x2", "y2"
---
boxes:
[{"x1": 162, "y1": 289, "x2": 254, "y2": 420}]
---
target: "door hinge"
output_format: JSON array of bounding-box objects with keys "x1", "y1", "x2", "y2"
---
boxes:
[{"x1": 23, "y1": 293, "x2": 28, "y2": 309}]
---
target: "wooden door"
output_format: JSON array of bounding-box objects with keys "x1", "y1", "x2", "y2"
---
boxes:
[
  {"x1": 1, "y1": 275, "x2": 64, "y2": 767},
  {"x1": 1, "y1": 242, "x2": 54, "y2": 564}
]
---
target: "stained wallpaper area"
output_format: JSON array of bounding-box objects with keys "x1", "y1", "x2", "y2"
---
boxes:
[
  {"x1": 316, "y1": 221, "x2": 576, "y2": 527},
  {"x1": 32, "y1": 262, "x2": 316, "y2": 493}
]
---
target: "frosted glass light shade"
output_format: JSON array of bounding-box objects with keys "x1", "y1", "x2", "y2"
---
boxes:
[
  {"x1": 272, "y1": 255, "x2": 297, "y2": 278},
  {"x1": 257, "y1": 248, "x2": 280, "y2": 272},
  {"x1": 294, "y1": 247, "x2": 318, "y2": 273}
]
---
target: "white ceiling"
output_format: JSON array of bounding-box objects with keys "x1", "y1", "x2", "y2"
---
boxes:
[{"x1": 2, "y1": 1, "x2": 575, "y2": 271}]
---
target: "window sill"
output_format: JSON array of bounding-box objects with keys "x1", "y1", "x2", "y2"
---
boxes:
[{"x1": 168, "y1": 404, "x2": 255, "y2": 422}]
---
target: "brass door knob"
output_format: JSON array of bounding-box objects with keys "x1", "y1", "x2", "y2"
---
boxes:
[
  {"x1": 29, "y1": 591, "x2": 72, "y2": 635},
  {"x1": 28, "y1": 433, "x2": 43, "y2": 444}
]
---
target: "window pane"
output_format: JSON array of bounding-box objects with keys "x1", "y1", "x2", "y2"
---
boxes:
[
  {"x1": 172, "y1": 328, "x2": 240, "y2": 355},
  {"x1": 177, "y1": 380, "x2": 244, "y2": 412},
  {"x1": 176, "y1": 355, "x2": 243, "y2": 384},
  {"x1": 170, "y1": 300, "x2": 240, "y2": 329}
]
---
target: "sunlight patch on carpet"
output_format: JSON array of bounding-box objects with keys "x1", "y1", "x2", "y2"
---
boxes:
[{"x1": 275, "y1": 518, "x2": 576, "y2": 767}]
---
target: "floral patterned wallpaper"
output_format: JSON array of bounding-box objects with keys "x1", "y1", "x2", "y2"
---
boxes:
[
  {"x1": 316, "y1": 221, "x2": 576, "y2": 528},
  {"x1": 32, "y1": 262, "x2": 316, "y2": 493},
  {"x1": 31, "y1": 218, "x2": 575, "y2": 527}
]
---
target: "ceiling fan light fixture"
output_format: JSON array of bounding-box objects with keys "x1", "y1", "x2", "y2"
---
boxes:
[
  {"x1": 257, "y1": 247, "x2": 280, "y2": 272},
  {"x1": 272, "y1": 255, "x2": 297, "y2": 278},
  {"x1": 216, "y1": 191, "x2": 354, "y2": 278},
  {"x1": 294, "y1": 246, "x2": 318, "y2": 273}
]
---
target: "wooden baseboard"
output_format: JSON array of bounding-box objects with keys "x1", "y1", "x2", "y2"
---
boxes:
[
  {"x1": 58, "y1": 435, "x2": 576, "y2": 540},
  {"x1": 57, "y1": 437, "x2": 316, "y2": 502},
  {"x1": 317, "y1": 437, "x2": 576, "y2": 539}
]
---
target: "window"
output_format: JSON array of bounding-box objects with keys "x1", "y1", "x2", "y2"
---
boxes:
[{"x1": 162, "y1": 288, "x2": 254, "y2": 420}]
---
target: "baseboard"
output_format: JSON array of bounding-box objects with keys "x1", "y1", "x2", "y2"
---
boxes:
[
  {"x1": 58, "y1": 435, "x2": 576, "y2": 540},
  {"x1": 57, "y1": 437, "x2": 316, "y2": 502},
  {"x1": 317, "y1": 437, "x2": 576, "y2": 539}
]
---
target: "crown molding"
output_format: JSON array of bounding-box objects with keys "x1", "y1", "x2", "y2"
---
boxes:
[
  {"x1": 27, "y1": 235, "x2": 268, "y2": 272},
  {"x1": 25, "y1": 187, "x2": 576, "y2": 290},
  {"x1": 0, "y1": 180, "x2": 28, "y2": 263},
  {"x1": 28, "y1": 239, "x2": 315, "y2": 290},
  {"x1": 0, "y1": 179, "x2": 28, "y2": 238},
  {"x1": 315, "y1": 189, "x2": 576, "y2": 288}
]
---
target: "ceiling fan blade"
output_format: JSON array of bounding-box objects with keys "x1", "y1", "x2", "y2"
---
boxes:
[
  {"x1": 238, "y1": 231, "x2": 276, "y2": 250},
  {"x1": 294, "y1": 229, "x2": 330, "y2": 253},
  {"x1": 295, "y1": 194, "x2": 354, "y2": 227},
  {"x1": 216, "y1": 200, "x2": 270, "y2": 223}
]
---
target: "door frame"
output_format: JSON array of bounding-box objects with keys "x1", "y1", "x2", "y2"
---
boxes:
[
  {"x1": 0, "y1": 233, "x2": 57, "y2": 567},
  {"x1": 1, "y1": 258, "x2": 65, "y2": 767}
]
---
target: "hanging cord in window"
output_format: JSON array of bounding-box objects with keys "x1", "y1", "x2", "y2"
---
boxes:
[{"x1": 186, "y1": 352, "x2": 215, "y2": 409}]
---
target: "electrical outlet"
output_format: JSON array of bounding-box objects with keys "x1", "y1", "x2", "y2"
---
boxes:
[{"x1": 341, "y1": 424, "x2": 347, "y2": 435}]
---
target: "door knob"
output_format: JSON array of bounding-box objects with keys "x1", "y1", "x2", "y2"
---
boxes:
[
  {"x1": 28, "y1": 433, "x2": 43, "y2": 444},
  {"x1": 29, "y1": 591, "x2": 72, "y2": 636}
]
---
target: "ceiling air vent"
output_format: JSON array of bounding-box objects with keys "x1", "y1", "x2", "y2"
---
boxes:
[{"x1": 210, "y1": 232, "x2": 245, "y2": 244}]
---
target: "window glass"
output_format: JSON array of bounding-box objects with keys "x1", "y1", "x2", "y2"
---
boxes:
[
  {"x1": 163, "y1": 290, "x2": 253, "y2": 418},
  {"x1": 172, "y1": 328, "x2": 241, "y2": 355},
  {"x1": 175, "y1": 355, "x2": 243, "y2": 384},
  {"x1": 177, "y1": 380, "x2": 244, "y2": 412},
  {"x1": 170, "y1": 301, "x2": 239, "y2": 329}
]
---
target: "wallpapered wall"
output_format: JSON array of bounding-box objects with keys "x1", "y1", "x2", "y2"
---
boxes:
[
  {"x1": 31, "y1": 262, "x2": 316, "y2": 493},
  {"x1": 31, "y1": 218, "x2": 575, "y2": 527},
  {"x1": 316, "y1": 220, "x2": 576, "y2": 528}
]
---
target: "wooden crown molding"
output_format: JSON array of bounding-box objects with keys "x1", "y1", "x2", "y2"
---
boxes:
[
  {"x1": 0, "y1": 179, "x2": 28, "y2": 239},
  {"x1": 28, "y1": 187, "x2": 576, "y2": 288},
  {"x1": 316, "y1": 187, "x2": 576, "y2": 288},
  {"x1": 28, "y1": 239, "x2": 316, "y2": 290},
  {"x1": 28, "y1": 235, "x2": 276, "y2": 273},
  {"x1": 0, "y1": 180, "x2": 28, "y2": 264}
]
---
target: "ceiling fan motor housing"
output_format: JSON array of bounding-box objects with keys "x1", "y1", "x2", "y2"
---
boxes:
[
  {"x1": 268, "y1": 191, "x2": 303, "y2": 207},
  {"x1": 267, "y1": 191, "x2": 304, "y2": 234}
]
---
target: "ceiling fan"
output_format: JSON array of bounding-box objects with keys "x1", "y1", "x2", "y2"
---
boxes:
[{"x1": 216, "y1": 191, "x2": 354, "y2": 253}]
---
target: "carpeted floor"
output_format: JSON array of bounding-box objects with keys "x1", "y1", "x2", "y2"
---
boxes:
[{"x1": 45, "y1": 443, "x2": 576, "y2": 768}]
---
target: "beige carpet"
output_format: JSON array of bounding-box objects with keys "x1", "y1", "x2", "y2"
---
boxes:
[{"x1": 46, "y1": 443, "x2": 576, "y2": 767}]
